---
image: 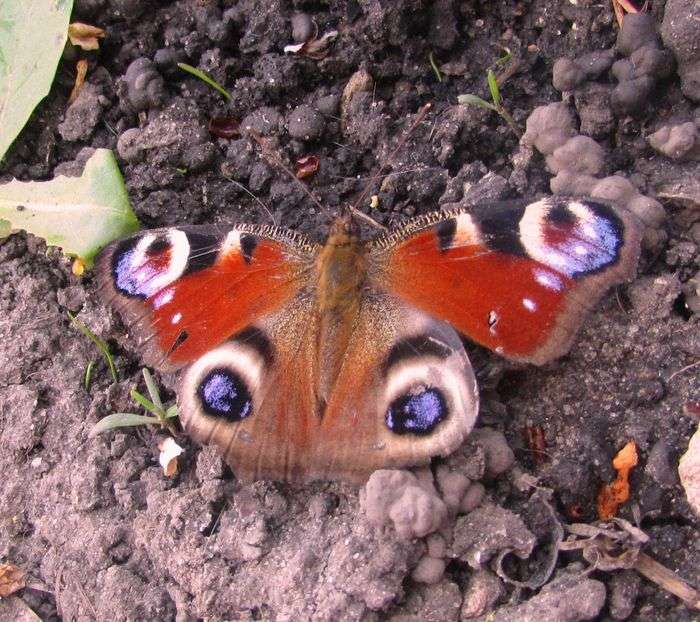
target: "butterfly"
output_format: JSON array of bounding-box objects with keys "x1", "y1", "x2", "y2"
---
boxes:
[{"x1": 96, "y1": 196, "x2": 641, "y2": 483}]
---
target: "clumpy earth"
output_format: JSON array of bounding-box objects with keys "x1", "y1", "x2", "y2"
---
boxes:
[{"x1": 1, "y1": 0, "x2": 699, "y2": 620}]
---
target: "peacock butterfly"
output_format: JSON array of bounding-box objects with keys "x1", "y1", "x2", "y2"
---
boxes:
[{"x1": 96, "y1": 196, "x2": 641, "y2": 483}]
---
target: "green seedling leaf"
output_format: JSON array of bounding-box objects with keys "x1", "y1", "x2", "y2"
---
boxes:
[
  {"x1": 68, "y1": 311, "x2": 118, "y2": 383},
  {"x1": 142, "y1": 368, "x2": 163, "y2": 411},
  {"x1": 429, "y1": 52, "x2": 442, "y2": 83},
  {"x1": 496, "y1": 49, "x2": 513, "y2": 66},
  {"x1": 89, "y1": 368, "x2": 178, "y2": 437},
  {"x1": 457, "y1": 93, "x2": 496, "y2": 111},
  {"x1": 84, "y1": 360, "x2": 95, "y2": 391},
  {"x1": 88, "y1": 412, "x2": 162, "y2": 438},
  {"x1": 487, "y1": 69, "x2": 501, "y2": 107},
  {"x1": 177, "y1": 62, "x2": 231, "y2": 101},
  {"x1": 0, "y1": 149, "x2": 140, "y2": 264},
  {"x1": 0, "y1": 0, "x2": 74, "y2": 161},
  {"x1": 130, "y1": 389, "x2": 160, "y2": 417}
]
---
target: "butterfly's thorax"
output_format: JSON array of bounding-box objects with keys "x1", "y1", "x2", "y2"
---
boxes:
[{"x1": 314, "y1": 217, "x2": 368, "y2": 411}]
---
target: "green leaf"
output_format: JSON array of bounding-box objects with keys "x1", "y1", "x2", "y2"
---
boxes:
[
  {"x1": 0, "y1": 149, "x2": 140, "y2": 264},
  {"x1": 165, "y1": 405, "x2": 179, "y2": 419},
  {"x1": 487, "y1": 69, "x2": 501, "y2": 107},
  {"x1": 88, "y1": 412, "x2": 160, "y2": 437},
  {"x1": 0, "y1": 0, "x2": 74, "y2": 161},
  {"x1": 68, "y1": 311, "x2": 118, "y2": 383},
  {"x1": 142, "y1": 368, "x2": 163, "y2": 412},
  {"x1": 177, "y1": 62, "x2": 231, "y2": 101},
  {"x1": 130, "y1": 388, "x2": 161, "y2": 417},
  {"x1": 457, "y1": 94, "x2": 496, "y2": 111}
]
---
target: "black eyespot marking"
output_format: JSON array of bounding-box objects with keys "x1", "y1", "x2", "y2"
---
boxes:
[
  {"x1": 16, "y1": 205, "x2": 25, "y2": 211},
  {"x1": 477, "y1": 204, "x2": 527, "y2": 256},
  {"x1": 232, "y1": 326, "x2": 274, "y2": 368},
  {"x1": 436, "y1": 219, "x2": 457, "y2": 252},
  {"x1": 547, "y1": 201, "x2": 576, "y2": 225},
  {"x1": 148, "y1": 236, "x2": 171, "y2": 255},
  {"x1": 184, "y1": 231, "x2": 220, "y2": 275},
  {"x1": 386, "y1": 387, "x2": 447, "y2": 435},
  {"x1": 168, "y1": 330, "x2": 189, "y2": 355},
  {"x1": 240, "y1": 234, "x2": 258, "y2": 264},
  {"x1": 384, "y1": 335, "x2": 452, "y2": 376},
  {"x1": 197, "y1": 368, "x2": 253, "y2": 421}
]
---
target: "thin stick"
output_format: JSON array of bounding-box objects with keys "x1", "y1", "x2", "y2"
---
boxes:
[
  {"x1": 667, "y1": 360, "x2": 700, "y2": 382},
  {"x1": 349, "y1": 206, "x2": 387, "y2": 231},
  {"x1": 634, "y1": 552, "x2": 700, "y2": 609}
]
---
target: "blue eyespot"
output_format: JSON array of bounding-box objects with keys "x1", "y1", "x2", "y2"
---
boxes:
[
  {"x1": 197, "y1": 368, "x2": 252, "y2": 422},
  {"x1": 385, "y1": 388, "x2": 447, "y2": 435}
]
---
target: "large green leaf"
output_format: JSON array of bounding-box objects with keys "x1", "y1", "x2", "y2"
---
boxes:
[
  {"x1": 0, "y1": 149, "x2": 140, "y2": 263},
  {"x1": 0, "y1": 0, "x2": 74, "y2": 162}
]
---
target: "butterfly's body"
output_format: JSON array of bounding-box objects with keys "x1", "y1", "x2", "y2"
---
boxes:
[{"x1": 98, "y1": 198, "x2": 641, "y2": 483}]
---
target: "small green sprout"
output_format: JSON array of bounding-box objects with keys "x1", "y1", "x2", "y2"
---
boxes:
[
  {"x1": 496, "y1": 48, "x2": 513, "y2": 66},
  {"x1": 429, "y1": 52, "x2": 443, "y2": 83},
  {"x1": 84, "y1": 360, "x2": 95, "y2": 391},
  {"x1": 177, "y1": 62, "x2": 231, "y2": 101},
  {"x1": 68, "y1": 311, "x2": 118, "y2": 383},
  {"x1": 458, "y1": 68, "x2": 522, "y2": 138},
  {"x1": 89, "y1": 368, "x2": 179, "y2": 437}
]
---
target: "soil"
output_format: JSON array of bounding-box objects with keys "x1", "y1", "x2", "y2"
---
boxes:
[{"x1": 1, "y1": 1, "x2": 699, "y2": 620}]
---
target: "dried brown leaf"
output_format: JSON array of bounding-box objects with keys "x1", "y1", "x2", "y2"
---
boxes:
[
  {"x1": 68, "y1": 59, "x2": 88, "y2": 104},
  {"x1": 0, "y1": 563, "x2": 26, "y2": 597},
  {"x1": 295, "y1": 155, "x2": 320, "y2": 179},
  {"x1": 68, "y1": 22, "x2": 105, "y2": 51}
]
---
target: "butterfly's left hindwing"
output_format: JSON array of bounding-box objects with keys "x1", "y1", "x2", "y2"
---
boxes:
[
  {"x1": 96, "y1": 225, "x2": 316, "y2": 371},
  {"x1": 370, "y1": 197, "x2": 642, "y2": 365}
]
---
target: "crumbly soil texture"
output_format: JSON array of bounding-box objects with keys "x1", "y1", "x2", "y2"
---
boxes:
[{"x1": 1, "y1": 1, "x2": 698, "y2": 620}]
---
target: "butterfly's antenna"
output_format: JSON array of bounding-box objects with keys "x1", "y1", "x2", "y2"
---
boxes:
[
  {"x1": 350, "y1": 102, "x2": 432, "y2": 217},
  {"x1": 247, "y1": 130, "x2": 333, "y2": 221},
  {"x1": 222, "y1": 175, "x2": 277, "y2": 226}
]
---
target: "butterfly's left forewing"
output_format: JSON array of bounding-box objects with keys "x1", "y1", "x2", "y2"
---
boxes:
[
  {"x1": 369, "y1": 197, "x2": 642, "y2": 365},
  {"x1": 96, "y1": 224, "x2": 316, "y2": 371}
]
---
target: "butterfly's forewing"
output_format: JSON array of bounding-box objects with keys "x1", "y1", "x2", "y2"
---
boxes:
[
  {"x1": 369, "y1": 198, "x2": 642, "y2": 365},
  {"x1": 96, "y1": 225, "x2": 316, "y2": 371}
]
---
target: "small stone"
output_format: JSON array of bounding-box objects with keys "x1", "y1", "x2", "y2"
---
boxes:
[
  {"x1": 121, "y1": 57, "x2": 165, "y2": 113},
  {"x1": 411, "y1": 555, "x2": 446, "y2": 584},
  {"x1": 58, "y1": 83, "x2": 103, "y2": 142},
  {"x1": 291, "y1": 12, "x2": 314, "y2": 43},
  {"x1": 546, "y1": 135, "x2": 605, "y2": 175},
  {"x1": 609, "y1": 570, "x2": 641, "y2": 620},
  {"x1": 426, "y1": 533, "x2": 446, "y2": 558},
  {"x1": 679, "y1": 423, "x2": 700, "y2": 515},
  {"x1": 646, "y1": 440, "x2": 678, "y2": 488},
  {"x1": 617, "y1": 13, "x2": 660, "y2": 57},
  {"x1": 461, "y1": 569, "x2": 503, "y2": 618},
  {"x1": 552, "y1": 58, "x2": 585, "y2": 92},
  {"x1": 459, "y1": 482, "x2": 485, "y2": 514},
  {"x1": 578, "y1": 48, "x2": 616, "y2": 79},
  {"x1": 612, "y1": 76, "x2": 655, "y2": 116},
  {"x1": 117, "y1": 128, "x2": 144, "y2": 163},
  {"x1": 469, "y1": 428, "x2": 514, "y2": 477},
  {"x1": 287, "y1": 104, "x2": 325, "y2": 141}
]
